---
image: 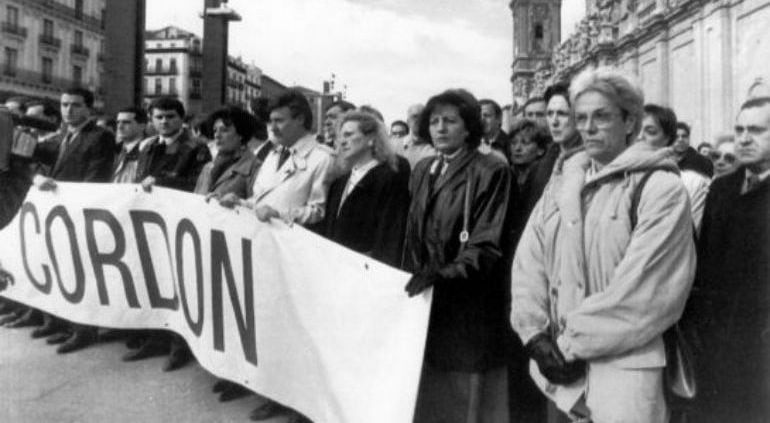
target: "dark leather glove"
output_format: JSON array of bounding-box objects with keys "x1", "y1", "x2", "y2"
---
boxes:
[
  {"x1": 525, "y1": 332, "x2": 586, "y2": 385},
  {"x1": 405, "y1": 271, "x2": 443, "y2": 297}
]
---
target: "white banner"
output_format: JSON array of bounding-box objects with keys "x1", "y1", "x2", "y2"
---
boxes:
[{"x1": 0, "y1": 183, "x2": 431, "y2": 423}]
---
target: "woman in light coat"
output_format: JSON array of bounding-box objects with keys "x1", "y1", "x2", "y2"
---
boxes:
[{"x1": 510, "y1": 67, "x2": 696, "y2": 423}]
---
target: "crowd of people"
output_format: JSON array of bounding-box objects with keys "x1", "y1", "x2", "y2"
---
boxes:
[{"x1": 0, "y1": 64, "x2": 768, "y2": 423}]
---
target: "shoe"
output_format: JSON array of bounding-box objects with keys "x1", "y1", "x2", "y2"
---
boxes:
[
  {"x1": 162, "y1": 342, "x2": 193, "y2": 372},
  {"x1": 0, "y1": 311, "x2": 21, "y2": 326},
  {"x1": 57, "y1": 329, "x2": 96, "y2": 354},
  {"x1": 6, "y1": 309, "x2": 42, "y2": 328},
  {"x1": 287, "y1": 413, "x2": 312, "y2": 423},
  {"x1": 125, "y1": 334, "x2": 146, "y2": 349},
  {"x1": 219, "y1": 384, "x2": 251, "y2": 402},
  {"x1": 249, "y1": 401, "x2": 291, "y2": 421},
  {"x1": 122, "y1": 340, "x2": 169, "y2": 362},
  {"x1": 212, "y1": 379, "x2": 229, "y2": 393},
  {"x1": 46, "y1": 331, "x2": 71, "y2": 345},
  {"x1": 0, "y1": 300, "x2": 19, "y2": 315},
  {"x1": 99, "y1": 329, "x2": 129, "y2": 343},
  {"x1": 31, "y1": 322, "x2": 65, "y2": 339}
]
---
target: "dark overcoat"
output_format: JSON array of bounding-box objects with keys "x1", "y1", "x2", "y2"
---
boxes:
[
  {"x1": 322, "y1": 161, "x2": 410, "y2": 268},
  {"x1": 403, "y1": 148, "x2": 513, "y2": 371},
  {"x1": 35, "y1": 119, "x2": 115, "y2": 182},
  {"x1": 684, "y1": 167, "x2": 770, "y2": 421},
  {"x1": 135, "y1": 129, "x2": 211, "y2": 192}
]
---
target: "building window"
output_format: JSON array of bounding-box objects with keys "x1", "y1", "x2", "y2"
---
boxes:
[
  {"x1": 154, "y1": 78, "x2": 161, "y2": 94},
  {"x1": 73, "y1": 65, "x2": 82, "y2": 85},
  {"x1": 3, "y1": 47, "x2": 17, "y2": 76},
  {"x1": 74, "y1": 30, "x2": 83, "y2": 47},
  {"x1": 6, "y1": 5, "x2": 18, "y2": 25},
  {"x1": 74, "y1": 0, "x2": 83, "y2": 20},
  {"x1": 155, "y1": 58, "x2": 162, "y2": 72},
  {"x1": 43, "y1": 19, "x2": 53, "y2": 37},
  {"x1": 169, "y1": 77, "x2": 177, "y2": 94},
  {"x1": 42, "y1": 57, "x2": 53, "y2": 83},
  {"x1": 170, "y1": 58, "x2": 177, "y2": 73}
]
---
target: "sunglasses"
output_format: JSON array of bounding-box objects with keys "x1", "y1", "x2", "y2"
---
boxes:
[{"x1": 709, "y1": 151, "x2": 736, "y2": 164}]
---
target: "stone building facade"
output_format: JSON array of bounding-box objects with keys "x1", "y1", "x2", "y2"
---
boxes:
[
  {"x1": 0, "y1": 0, "x2": 105, "y2": 104},
  {"x1": 144, "y1": 25, "x2": 262, "y2": 117},
  {"x1": 515, "y1": 0, "x2": 770, "y2": 145}
]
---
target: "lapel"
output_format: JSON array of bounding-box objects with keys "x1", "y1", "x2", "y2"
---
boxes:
[
  {"x1": 147, "y1": 129, "x2": 188, "y2": 174},
  {"x1": 331, "y1": 172, "x2": 352, "y2": 217},
  {"x1": 254, "y1": 134, "x2": 315, "y2": 203},
  {"x1": 338, "y1": 163, "x2": 383, "y2": 216},
  {"x1": 211, "y1": 150, "x2": 253, "y2": 189},
  {"x1": 113, "y1": 140, "x2": 140, "y2": 175},
  {"x1": 55, "y1": 120, "x2": 94, "y2": 172},
  {"x1": 429, "y1": 148, "x2": 475, "y2": 202}
]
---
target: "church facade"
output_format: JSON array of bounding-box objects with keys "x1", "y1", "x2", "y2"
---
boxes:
[{"x1": 511, "y1": 0, "x2": 770, "y2": 146}]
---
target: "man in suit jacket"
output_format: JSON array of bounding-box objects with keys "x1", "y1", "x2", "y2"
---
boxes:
[
  {"x1": 243, "y1": 89, "x2": 334, "y2": 227},
  {"x1": 112, "y1": 106, "x2": 147, "y2": 183},
  {"x1": 685, "y1": 97, "x2": 770, "y2": 422},
  {"x1": 34, "y1": 87, "x2": 116, "y2": 354},
  {"x1": 135, "y1": 97, "x2": 211, "y2": 193},
  {"x1": 479, "y1": 99, "x2": 511, "y2": 163}
]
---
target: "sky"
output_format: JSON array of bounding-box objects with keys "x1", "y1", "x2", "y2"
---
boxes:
[{"x1": 146, "y1": 0, "x2": 584, "y2": 124}]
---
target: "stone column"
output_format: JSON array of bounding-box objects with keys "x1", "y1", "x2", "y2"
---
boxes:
[
  {"x1": 655, "y1": 32, "x2": 670, "y2": 105},
  {"x1": 103, "y1": 0, "x2": 145, "y2": 114},
  {"x1": 202, "y1": 0, "x2": 228, "y2": 114}
]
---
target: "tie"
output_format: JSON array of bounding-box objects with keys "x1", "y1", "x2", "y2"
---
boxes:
[
  {"x1": 56, "y1": 131, "x2": 75, "y2": 164},
  {"x1": 276, "y1": 147, "x2": 291, "y2": 170},
  {"x1": 746, "y1": 174, "x2": 761, "y2": 193}
]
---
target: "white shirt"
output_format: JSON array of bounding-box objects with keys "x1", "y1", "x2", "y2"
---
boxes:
[{"x1": 159, "y1": 129, "x2": 183, "y2": 146}]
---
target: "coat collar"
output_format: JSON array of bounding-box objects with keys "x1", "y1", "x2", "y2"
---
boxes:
[
  {"x1": 430, "y1": 148, "x2": 475, "y2": 197},
  {"x1": 212, "y1": 149, "x2": 255, "y2": 188}
]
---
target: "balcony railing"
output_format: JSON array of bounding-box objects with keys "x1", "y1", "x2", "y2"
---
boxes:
[
  {"x1": 189, "y1": 68, "x2": 202, "y2": 77},
  {"x1": 1, "y1": 22, "x2": 27, "y2": 38},
  {"x1": 28, "y1": 0, "x2": 103, "y2": 32},
  {"x1": 71, "y1": 44, "x2": 90, "y2": 57},
  {"x1": 145, "y1": 92, "x2": 179, "y2": 99},
  {"x1": 0, "y1": 66, "x2": 83, "y2": 89},
  {"x1": 39, "y1": 34, "x2": 62, "y2": 49},
  {"x1": 189, "y1": 91, "x2": 202, "y2": 99},
  {"x1": 145, "y1": 66, "x2": 179, "y2": 76}
]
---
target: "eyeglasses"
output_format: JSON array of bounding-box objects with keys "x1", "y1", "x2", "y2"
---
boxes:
[
  {"x1": 574, "y1": 110, "x2": 623, "y2": 129},
  {"x1": 709, "y1": 151, "x2": 736, "y2": 164}
]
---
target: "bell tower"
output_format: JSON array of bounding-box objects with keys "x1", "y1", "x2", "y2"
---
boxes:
[{"x1": 510, "y1": 0, "x2": 562, "y2": 104}]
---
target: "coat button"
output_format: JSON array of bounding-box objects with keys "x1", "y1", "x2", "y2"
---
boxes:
[{"x1": 550, "y1": 288, "x2": 558, "y2": 297}]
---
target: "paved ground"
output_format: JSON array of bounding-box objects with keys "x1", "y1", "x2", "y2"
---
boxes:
[{"x1": 0, "y1": 326, "x2": 286, "y2": 423}]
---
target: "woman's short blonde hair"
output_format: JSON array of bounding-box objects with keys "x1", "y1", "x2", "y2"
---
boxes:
[
  {"x1": 339, "y1": 110, "x2": 398, "y2": 171},
  {"x1": 570, "y1": 66, "x2": 644, "y2": 142}
]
